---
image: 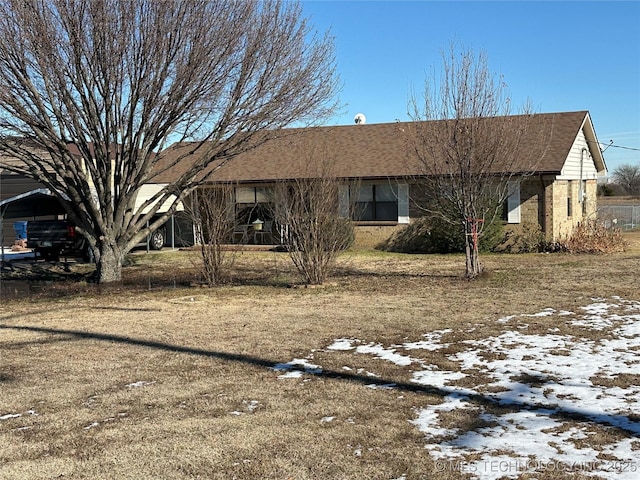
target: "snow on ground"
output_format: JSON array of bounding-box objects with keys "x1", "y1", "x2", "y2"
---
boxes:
[
  {"x1": 3, "y1": 296, "x2": 638, "y2": 478},
  {"x1": 277, "y1": 297, "x2": 640, "y2": 479},
  {"x1": 273, "y1": 358, "x2": 323, "y2": 379},
  {"x1": 125, "y1": 380, "x2": 156, "y2": 389}
]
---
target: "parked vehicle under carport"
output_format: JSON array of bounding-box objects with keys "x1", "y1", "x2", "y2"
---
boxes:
[
  {"x1": 26, "y1": 219, "x2": 89, "y2": 261},
  {"x1": 26, "y1": 219, "x2": 174, "y2": 262},
  {"x1": 1, "y1": 188, "x2": 194, "y2": 263}
]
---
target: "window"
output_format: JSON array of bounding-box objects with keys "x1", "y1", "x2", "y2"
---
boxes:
[
  {"x1": 235, "y1": 186, "x2": 272, "y2": 225},
  {"x1": 567, "y1": 180, "x2": 573, "y2": 217},
  {"x1": 353, "y1": 184, "x2": 398, "y2": 221},
  {"x1": 235, "y1": 187, "x2": 270, "y2": 204}
]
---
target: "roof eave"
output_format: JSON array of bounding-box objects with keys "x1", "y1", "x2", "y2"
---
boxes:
[{"x1": 581, "y1": 112, "x2": 607, "y2": 175}]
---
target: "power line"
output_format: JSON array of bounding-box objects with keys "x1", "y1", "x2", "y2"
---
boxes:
[{"x1": 598, "y1": 141, "x2": 640, "y2": 152}]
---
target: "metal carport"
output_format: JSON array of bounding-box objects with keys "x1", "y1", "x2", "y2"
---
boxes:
[
  {"x1": 1, "y1": 188, "x2": 194, "y2": 259},
  {"x1": 1, "y1": 188, "x2": 69, "y2": 254}
]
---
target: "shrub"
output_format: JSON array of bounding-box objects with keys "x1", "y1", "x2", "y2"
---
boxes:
[
  {"x1": 377, "y1": 217, "x2": 431, "y2": 253},
  {"x1": 331, "y1": 217, "x2": 356, "y2": 251},
  {"x1": 496, "y1": 222, "x2": 545, "y2": 253},
  {"x1": 479, "y1": 217, "x2": 506, "y2": 253},
  {"x1": 550, "y1": 220, "x2": 626, "y2": 254},
  {"x1": 418, "y1": 216, "x2": 465, "y2": 254},
  {"x1": 379, "y1": 215, "x2": 504, "y2": 254},
  {"x1": 272, "y1": 175, "x2": 356, "y2": 285}
]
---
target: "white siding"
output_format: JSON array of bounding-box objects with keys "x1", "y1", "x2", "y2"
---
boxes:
[
  {"x1": 135, "y1": 184, "x2": 183, "y2": 214},
  {"x1": 558, "y1": 129, "x2": 599, "y2": 181}
]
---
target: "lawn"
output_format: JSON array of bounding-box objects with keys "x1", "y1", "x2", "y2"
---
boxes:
[{"x1": 1, "y1": 233, "x2": 639, "y2": 479}]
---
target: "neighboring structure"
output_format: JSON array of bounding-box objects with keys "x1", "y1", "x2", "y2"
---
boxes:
[
  {"x1": 0, "y1": 165, "x2": 48, "y2": 244},
  {"x1": 0, "y1": 146, "x2": 193, "y2": 249},
  {"x1": 154, "y1": 111, "x2": 606, "y2": 247}
]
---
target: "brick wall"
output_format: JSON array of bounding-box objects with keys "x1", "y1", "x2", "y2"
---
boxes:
[
  {"x1": 351, "y1": 177, "x2": 600, "y2": 248},
  {"x1": 550, "y1": 178, "x2": 598, "y2": 240},
  {"x1": 519, "y1": 178, "x2": 542, "y2": 226},
  {"x1": 353, "y1": 224, "x2": 405, "y2": 249}
]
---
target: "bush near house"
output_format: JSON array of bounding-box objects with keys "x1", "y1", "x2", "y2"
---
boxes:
[
  {"x1": 381, "y1": 217, "x2": 626, "y2": 256},
  {"x1": 549, "y1": 220, "x2": 627, "y2": 254},
  {"x1": 495, "y1": 222, "x2": 546, "y2": 253},
  {"x1": 378, "y1": 215, "x2": 504, "y2": 254},
  {"x1": 494, "y1": 220, "x2": 626, "y2": 254}
]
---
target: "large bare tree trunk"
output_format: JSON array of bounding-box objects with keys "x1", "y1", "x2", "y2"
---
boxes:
[{"x1": 94, "y1": 243, "x2": 126, "y2": 284}]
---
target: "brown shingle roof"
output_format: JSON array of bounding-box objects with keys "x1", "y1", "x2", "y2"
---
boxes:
[{"x1": 152, "y1": 111, "x2": 602, "y2": 184}]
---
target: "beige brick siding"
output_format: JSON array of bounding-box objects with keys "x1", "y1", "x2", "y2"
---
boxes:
[
  {"x1": 552, "y1": 180, "x2": 570, "y2": 238},
  {"x1": 519, "y1": 177, "x2": 543, "y2": 228},
  {"x1": 550, "y1": 178, "x2": 598, "y2": 240},
  {"x1": 353, "y1": 224, "x2": 405, "y2": 249},
  {"x1": 584, "y1": 179, "x2": 598, "y2": 219},
  {"x1": 516, "y1": 176, "x2": 557, "y2": 239}
]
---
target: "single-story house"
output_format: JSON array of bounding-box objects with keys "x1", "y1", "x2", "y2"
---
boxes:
[{"x1": 154, "y1": 110, "x2": 606, "y2": 247}]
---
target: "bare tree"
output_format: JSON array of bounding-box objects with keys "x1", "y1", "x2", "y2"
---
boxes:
[
  {"x1": 188, "y1": 184, "x2": 238, "y2": 286},
  {"x1": 0, "y1": 0, "x2": 338, "y2": 283},
  {"x1": 271, "y1": 144, "x2": 356, "y2": 285},
  {"x1": 407, "y1": 45, "x2": 543, "y2": 278},
  {"x1": 611, "y1": 163, "x2": 640, "y2": 196}
]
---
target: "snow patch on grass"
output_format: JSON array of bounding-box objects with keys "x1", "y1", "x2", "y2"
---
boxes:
[
  {"x1": 278, "y1": 298, "x2": 640, "y2": 480},
  {"x1": 273, "y1": 358, "x2": 322, "y2": 379}
]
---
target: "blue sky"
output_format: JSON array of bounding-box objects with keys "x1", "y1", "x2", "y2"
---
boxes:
[{"x1": 300, "y1": 0, "x2": 640, "y2": 174}]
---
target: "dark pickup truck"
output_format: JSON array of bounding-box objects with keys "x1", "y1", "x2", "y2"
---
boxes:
[
  {"x1": 26, "y1": 219, "x2": 170, "y2": 262},
  {"x1": 26, "y1": 220, "x2": 88, "y2": 261}
]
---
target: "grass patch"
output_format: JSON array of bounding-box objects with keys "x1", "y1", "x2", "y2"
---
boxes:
[{"x1": 1, "y1": 232, "x2": 640, "y2": 479}]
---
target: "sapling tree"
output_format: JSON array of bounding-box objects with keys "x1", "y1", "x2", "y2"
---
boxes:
[
  {"x1": 407, "y1": 45, "x2": 545, "y2": 278},
  {"x1": 188, "y1": 184, "x2": 239, "y2": 286},
  {"x1": 271, "y1": 142, "x2": 356, "y2": 285}
]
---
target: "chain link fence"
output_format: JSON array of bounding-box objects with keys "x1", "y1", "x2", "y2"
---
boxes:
[{"x1": 597, "y1": 205, "x2": 640, "y2": 231}]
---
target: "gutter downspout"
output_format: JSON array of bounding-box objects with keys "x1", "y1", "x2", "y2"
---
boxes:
[
  {"x1": 539, "y1": 174, "x2": 546, "y2": 236},
  {"x1": 580, "y1": 148, "x2": 588, "y2": 215}
]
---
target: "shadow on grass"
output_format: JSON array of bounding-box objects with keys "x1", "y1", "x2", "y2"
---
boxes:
[
  {"x1": 334, "y1": 267, "x2": 463, "y2": 280},
  {"x1": 92, "y1": 306, "x2": 163, "y2": 312},
  {"x1": 1, "y1": 320, "x2": 639, "y2": 439}
]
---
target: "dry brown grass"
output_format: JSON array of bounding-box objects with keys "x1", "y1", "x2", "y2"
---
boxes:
[
  {"x1": 598, "y1": 195, "x2": 640, "y2": 206},
  {"x1": 1, "y1": 232, "x2": 640, "y2": 479}
]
